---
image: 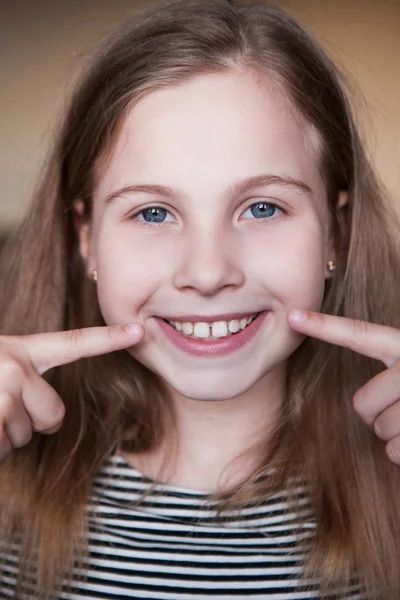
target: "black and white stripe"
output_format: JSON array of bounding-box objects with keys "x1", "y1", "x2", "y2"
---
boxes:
[{"x1": 1, "y1": 453, "x2": 364, "y2": 599}]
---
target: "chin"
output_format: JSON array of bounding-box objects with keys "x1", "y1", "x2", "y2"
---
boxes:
[{"x1": 161, "y1": 372, "x2": 267, "y2": 403}]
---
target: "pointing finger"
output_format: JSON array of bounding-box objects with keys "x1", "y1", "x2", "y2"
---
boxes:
[
  {"x1": 23, "y1": 323, "x2": 144, "y2": 375},
  {"x1": 287, "y1": 309, "x2": 400, "y2": 368}
]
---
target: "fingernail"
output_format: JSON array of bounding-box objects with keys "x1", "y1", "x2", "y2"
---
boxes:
[
  {"x1": 289, "y1": 309, "x2": 308, "y2": 323},
  {"x1": 124, "y1": 323, "x2": 142, "y2": 335}
]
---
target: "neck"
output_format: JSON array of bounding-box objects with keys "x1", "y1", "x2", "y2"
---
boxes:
[{"x1": 123, "y1": 363, "x2": 286, "y2": 492}]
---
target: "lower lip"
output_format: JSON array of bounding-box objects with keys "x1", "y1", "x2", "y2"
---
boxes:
[{"x1": 154, "y1": 312, "x2": 269, "y2": 357}]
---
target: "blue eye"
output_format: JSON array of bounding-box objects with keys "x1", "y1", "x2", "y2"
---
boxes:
[
  {"x1": 136, "y1": 207, "x2": 173, "y2": 224},
  {"x1": 132, "y1": 201, "x2": 283, "y2": 226},
  {"x1": 242, "y1": 202, "x2": 282, "y2": 220}
]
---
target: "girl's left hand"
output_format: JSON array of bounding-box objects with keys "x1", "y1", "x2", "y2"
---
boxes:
[{"x1": 287, "y1": 309, "x2": 400, "y2": 466}]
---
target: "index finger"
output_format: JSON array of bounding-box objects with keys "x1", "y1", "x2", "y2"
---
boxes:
[
  {"x1": 22, "y1": 323, "x2": 144, "y2": 375},
  {"x1": 287, "y1": 309, "x2": 400, "y2": 368}
]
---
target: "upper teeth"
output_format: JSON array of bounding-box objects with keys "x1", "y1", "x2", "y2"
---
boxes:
[{"x1": 167, "y1": 314, "x2": 257, "y2": 339}]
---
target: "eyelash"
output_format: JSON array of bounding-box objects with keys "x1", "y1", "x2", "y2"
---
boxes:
[{"x1": 129, "y1": 201, "x2": 285, "y2": 227}]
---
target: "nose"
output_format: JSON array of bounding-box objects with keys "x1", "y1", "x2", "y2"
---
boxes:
[{"x1": 172, "y1": 227, "x2": 245, "y2": 296}]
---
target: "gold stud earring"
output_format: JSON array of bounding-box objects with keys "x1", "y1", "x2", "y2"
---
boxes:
[
  {"x1": 327, "y1": 260, "x2": 336, "y2": 273},
  {"x1": 92, "y1": 269, "x2": 98, "y2": 282}
]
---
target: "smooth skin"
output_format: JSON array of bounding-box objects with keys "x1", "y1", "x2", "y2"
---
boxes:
[{"x1": 0, "y1": 323, "x2": 143, "y2": 464}]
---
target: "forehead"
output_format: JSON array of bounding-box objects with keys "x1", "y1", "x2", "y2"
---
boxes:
[{"x1": 95, "y1": 69, "x2": 326, "y2": 209}]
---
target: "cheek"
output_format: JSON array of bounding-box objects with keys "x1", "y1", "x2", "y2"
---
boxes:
[
  {"x1": 247, "y1": 219, "x2": 327, "y2": 309},
  {"x1": 94, "y1": 226, "x2": 172, "y2": 324},
  {"x1": 92, "y1": 212, "x2": 327, "y2": 324}
]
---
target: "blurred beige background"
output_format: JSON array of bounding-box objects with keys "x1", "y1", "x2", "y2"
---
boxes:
[{"x1": 1, "y1": 0, "x2": 399, "y2": 233}]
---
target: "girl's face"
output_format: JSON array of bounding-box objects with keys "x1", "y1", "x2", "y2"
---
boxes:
[{"x1": 81, "y1": 69, "x2": 333, "y2": 401}]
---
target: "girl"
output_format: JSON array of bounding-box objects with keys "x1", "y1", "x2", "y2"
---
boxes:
[{"x1": 0, "y1": 0, "x2": 400, "y2": 598}]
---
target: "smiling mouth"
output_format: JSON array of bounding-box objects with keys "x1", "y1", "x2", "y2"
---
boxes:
[{"x1": 163, "y1": 313, "x2": 259, "y2": 341}]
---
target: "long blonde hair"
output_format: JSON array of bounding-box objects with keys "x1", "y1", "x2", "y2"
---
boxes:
[{"x1": 1, "y1": 0, "x2": 400, "y2": 598}]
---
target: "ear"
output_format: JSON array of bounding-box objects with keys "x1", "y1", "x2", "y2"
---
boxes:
[
  {"x1": 326, "y1": 191, "x2": 348, "y2": 278},
  {"x1": 72, "y1": 199, "x2": 95, "y2": 277}
]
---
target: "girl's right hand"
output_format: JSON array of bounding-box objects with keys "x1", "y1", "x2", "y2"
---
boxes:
[{"x1": 0, "y1": 323, "x2": 144, "y2": 464}]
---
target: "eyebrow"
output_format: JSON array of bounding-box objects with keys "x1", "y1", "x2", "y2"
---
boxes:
[{"x1": 103, "y1": 173, "x2": 313, "y2": 205}]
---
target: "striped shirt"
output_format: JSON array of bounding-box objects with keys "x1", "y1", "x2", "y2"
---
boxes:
[{"x1": 1, "y1": 452, "x2": 364, "y2": 599}]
